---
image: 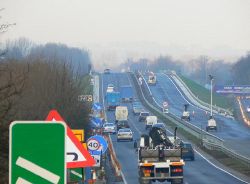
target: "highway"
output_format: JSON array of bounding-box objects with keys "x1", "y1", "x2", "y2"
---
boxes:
[
  {"x1": 144, "y1": 73, "x2": 250, "y2": 158},
  {"x1": 101, "y1": 72, "x2": 246, "y2": 184}
]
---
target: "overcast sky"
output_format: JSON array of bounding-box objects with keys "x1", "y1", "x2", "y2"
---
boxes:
[{"x1": 1, "y1": 0, "x2": 250, "y2": 69}]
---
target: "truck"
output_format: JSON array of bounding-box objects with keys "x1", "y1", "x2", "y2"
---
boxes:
[
  {"x1": 148, "y1": 72, "x2": 157, "y2": 85},
  {"x1": 145, "y1": 116, "x2": 157, "y2": 130},
  {"x1": 181, "y1": 104, "x2": 190, "y2": 121},
  {"x1": 106, "y1": 92, "x2": 120, "y2": 111},
  {"x1": 120, "y1": 85, "x2": 133, "y2": 102},
  {"x1": 206, "y1": 116, "x2": 217, "y2": 131},
  {"x1": 138, "y1": 127, "x2": 185, "y2": 184},
  {"x1": 115, "y1": 106, "x2": 128, "y2": 122}
]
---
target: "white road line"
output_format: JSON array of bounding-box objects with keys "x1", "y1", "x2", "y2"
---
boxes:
[
  {"x1": 16, "y1": 157, "x2": 60, "y2": 184},
  {"x1": 16, "y1": 177, "x2": 32, "y2": 184}
]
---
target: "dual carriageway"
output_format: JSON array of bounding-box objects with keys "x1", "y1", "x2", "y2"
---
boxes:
[{"x1": 100, "y1": 72, "x2": 249, "y2": 184}]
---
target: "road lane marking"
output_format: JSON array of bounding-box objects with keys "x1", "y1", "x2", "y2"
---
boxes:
[
  {"x1": 195, "y1": 150, "x2": 249, "y2": 184},
  {"x1": 16, "y1": 156, "x2": 60, "y2": 184},
  {"x1": 16, "y1": 177, "x2": 32, "y2": 184}
]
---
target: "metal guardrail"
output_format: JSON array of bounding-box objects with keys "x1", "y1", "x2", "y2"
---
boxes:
[
  {"x1": 171, "y1": 72, "x2": 233, "y2": 117},
  {"x1": 131, "y1": 72, "x2": 250, "y2": 167}
]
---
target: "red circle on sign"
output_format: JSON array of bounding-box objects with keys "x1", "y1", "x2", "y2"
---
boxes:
[{"x1": 87, "y1": 138, "x2": 101, "y2": 151}]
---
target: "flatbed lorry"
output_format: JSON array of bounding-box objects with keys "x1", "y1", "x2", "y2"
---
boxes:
[{"x1": 138, "y1": 127, "x2": 184, "y2": 184}]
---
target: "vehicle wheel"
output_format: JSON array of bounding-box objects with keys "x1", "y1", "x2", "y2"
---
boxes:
[
  {"x1": 206, "y1": 127, "x2": 208, "y2": 132},
  {"x1": 117, "y1": 139, "x2": 119, "y2": 142},
  {"x1": 139, "y1": 178, "x2": 152, "y2": 184},
  {"x1": 171, "y1": 178, "x2": 183, "y2": 184},
  {"x1": 191, "y1": 156, "x2": 195, "y2": 161}
]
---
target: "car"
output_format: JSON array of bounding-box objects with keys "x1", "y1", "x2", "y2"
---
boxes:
[
  {"x1": 107, "y1": 84, "x2": 115, "y2": 93},
  {"x1": 102, "y1": 123, "x2": 116, "y2": 134},
  {"x1": 151, "y1": 123, "x2": 166, "y2": 134},
  {"x1": 138, "y1": 112, "x2": 150, "y2": 122},
  {"x1": 117, "y1": 128, "x2": 133, "y2": 142},
  {"x1": 133, "y1": 105, "x2": 144, "y2": 115},
  {"x1": 180, "y1": 142, "x2": 195, "y2": 161},
  {"x1": 117, "y1": 120, "x2": 130, "y2": 130},
  {"x1": 104, "y1": 69, "x2": 111, "y2": 74},
  {"x1": 246, "y1": 106, "x2": 250, "y2": 113}
]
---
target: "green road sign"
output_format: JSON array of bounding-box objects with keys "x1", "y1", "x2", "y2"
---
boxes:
[
  {"x1": 10, "y1": 121, "x2": 66, "y2": 184},
  {"x1": 69, "y1": 168, "x2": 84, "y2": 182}
]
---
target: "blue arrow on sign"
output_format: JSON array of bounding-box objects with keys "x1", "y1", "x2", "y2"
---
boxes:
[{"x1": 87, "y1": 135, "x2": 108, "y2": 155}]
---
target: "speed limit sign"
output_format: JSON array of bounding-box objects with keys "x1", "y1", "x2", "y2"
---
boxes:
[{"x1": 87, "y1": 138, "x2": 100, "y2": 151}]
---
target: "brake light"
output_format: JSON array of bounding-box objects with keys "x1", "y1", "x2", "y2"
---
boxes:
[
  {"x1": 172, "y1": 168, "x2": 183, "y2": 173},
  {"x1": 143, "y1": 169, "x2": 151, "y2": 177}
]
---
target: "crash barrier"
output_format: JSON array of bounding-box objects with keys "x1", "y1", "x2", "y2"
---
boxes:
[
  {"x1": 105, "y1": 135, "x2": 122, "y2": 177},
  {"x1": 131, "y1": 72, "x2": 250, "y2": 167},
  {"x1": 170, "y1": 72, "x2": 233, "y2": 117}
]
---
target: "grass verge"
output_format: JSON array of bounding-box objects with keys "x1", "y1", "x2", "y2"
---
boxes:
[{"x1": 179, "y1": 75, "x2": 233, "y2": 110}]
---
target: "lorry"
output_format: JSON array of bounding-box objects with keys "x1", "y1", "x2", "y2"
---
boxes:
[
  {"x1": 120, "y1": 85, "x2": 133, "y2": 102},
  {"x1": 148, "y1": 72, "x2": 157, "y2": 85},
  {"x1": 181, "y1": 104, "x2": 190, "y2": 121},
  {"x1": 106, "y1": 92, "x2": 120, "y2": 111},
  {"x1": 138, "y1": 127, "x2": 185, "y2": 184},
  {"x1": 115, "y1": 106, "x2": 128, "y2": 122},
  {"x1": 206, "y1": 116, "x2": 217, "y2": 131},
  {"x1": 145, "y1": 116, "x2": 157, "y2": 130}
]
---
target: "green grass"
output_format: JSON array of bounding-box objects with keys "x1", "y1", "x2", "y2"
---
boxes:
[{"x1": 179, "y1": 75, "x2": 232, "y2": 110}]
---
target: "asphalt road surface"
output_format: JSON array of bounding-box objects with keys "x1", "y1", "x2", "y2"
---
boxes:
[{"x1": 100, "y1": 72, "x2": 246, "y2": 184}]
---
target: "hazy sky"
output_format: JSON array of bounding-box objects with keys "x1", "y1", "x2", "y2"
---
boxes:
[{"x1": 1, "y1": 0, "x2": 250, "y2": 69}]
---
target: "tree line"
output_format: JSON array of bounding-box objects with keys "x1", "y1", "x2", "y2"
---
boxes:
[
  {"x1": 121, "y1": 52, "x2": 250, "y2": 86},
  {"x1": 0, "y1": 39, "x2": 92, "y2": 183}
]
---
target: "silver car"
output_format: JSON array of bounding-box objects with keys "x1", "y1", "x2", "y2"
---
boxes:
[
  {"x1": 117, "y1": 128, "x2": 133, "y2": 142},
  {"x1": 103, "y1": 123, "x2": 116, "y2": 134}
]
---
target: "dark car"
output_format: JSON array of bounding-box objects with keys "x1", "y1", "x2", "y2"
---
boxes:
[
  {"x1": 104, "y1": 69, "x2": 111, "y2": 74},
  {"x1": 180, "y1": 142, "x2": 195, "y2": 161},
  {"x1": 117, "y1": 120, "x2": 130, "y2": 130},
  {"x1": 138, "y1": 112, "x2": 150, "y2": 122}
]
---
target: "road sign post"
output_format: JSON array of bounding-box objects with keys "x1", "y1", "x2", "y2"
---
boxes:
[{"x1": 10, "y1": 121, "x2": 66, "y2": 184}]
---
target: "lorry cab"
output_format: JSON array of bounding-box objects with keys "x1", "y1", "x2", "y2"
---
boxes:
[
  {"x1": 206, "y1": 117, "x2": 217, "y2": 131},
  {"x1": 145, "y1": 116, "x2": 157, "y2": 129}
]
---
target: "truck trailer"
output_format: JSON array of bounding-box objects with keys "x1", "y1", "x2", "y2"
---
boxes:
[
  {"x1": 120, "y1": 85, "x2": 133, "y2": 102},
  {"x1": 106, "y1": 92, "x2": 120, "y2": 111}
]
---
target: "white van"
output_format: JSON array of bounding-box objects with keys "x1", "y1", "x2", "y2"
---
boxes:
[
  {"x1": 145, "y1": 116, "x2": 157, "y2": 129},
  {"x1": 115, "y1": 106, "x2": 128, "y2": 122}
]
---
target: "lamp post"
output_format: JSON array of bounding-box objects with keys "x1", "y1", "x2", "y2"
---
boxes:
[{"x1": 209, "y1": 75, "x2": 214, "y2": 119}]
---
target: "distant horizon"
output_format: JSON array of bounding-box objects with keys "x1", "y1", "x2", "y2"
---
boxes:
[{"x1": 2, "y1": 0, "x2": 250, "y2": 70}]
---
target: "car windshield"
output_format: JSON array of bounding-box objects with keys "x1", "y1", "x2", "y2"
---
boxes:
[
  {"x1": 141, "y1": 112, "x2": 149, "y2": 116},
  {"x1": 182, "y1": 143, "x2": 192, "y2": 148},
  {"x1": 105, "y1": 123, "x2": 114, "y2": 127},
  {"x1": 119, "y1": 129, "x2": 131, "y2": 132}
]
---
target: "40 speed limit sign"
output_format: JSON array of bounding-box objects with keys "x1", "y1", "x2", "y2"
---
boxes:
[
  {"x1": 87, "y1": 135, "x2": 108, "y2": 155},
  {"x1": 87, "y1": 138, "x2": 100, "y2": 151}
]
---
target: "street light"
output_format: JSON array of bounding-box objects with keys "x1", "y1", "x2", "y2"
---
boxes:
[
  {"x1": 206, "y1": 75, "x2": 217, "y2": 131},
  {"x1": 209, "y1": 75, "x2": 214, "y2": 119}
]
